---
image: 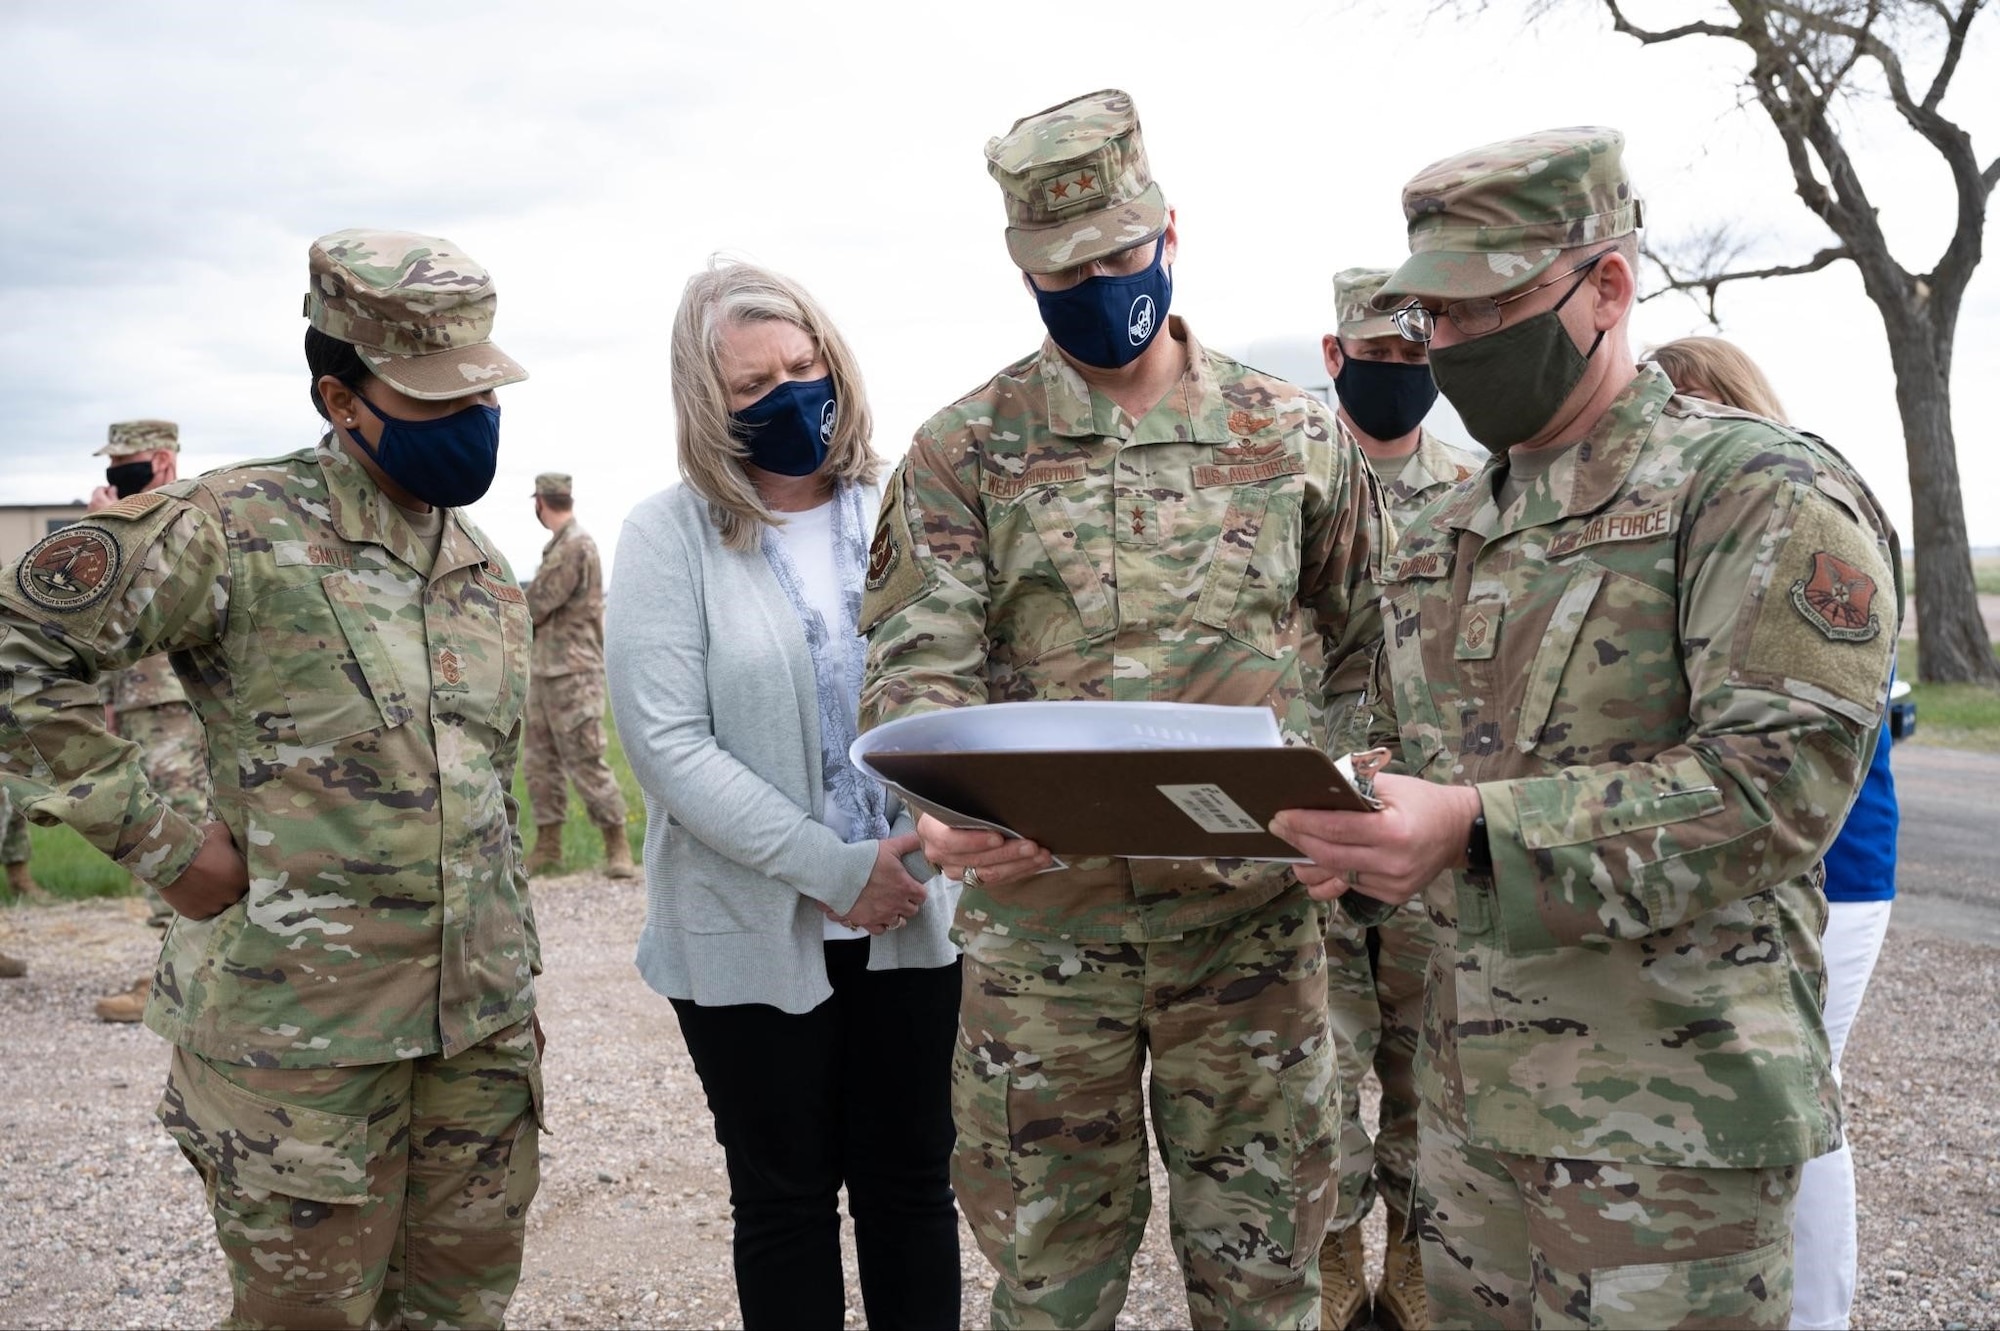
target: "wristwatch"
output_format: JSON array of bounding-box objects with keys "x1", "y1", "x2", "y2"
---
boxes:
[{"x1": 1465, "y1": 812, "x2": 1493, "y2": 879}]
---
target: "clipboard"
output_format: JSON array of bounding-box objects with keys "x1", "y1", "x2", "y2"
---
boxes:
[{"x1": 853, "y1": 703, "x2": 1384, "y2": 863}]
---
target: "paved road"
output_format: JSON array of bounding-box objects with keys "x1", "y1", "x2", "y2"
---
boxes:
[{"x1": 1890, "y1": 743, "x2": 2000, "y2": 943}]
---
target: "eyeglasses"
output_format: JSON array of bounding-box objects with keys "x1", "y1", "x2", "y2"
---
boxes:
[{"x1": 1392, "y1": 249, "x2": 1612, "y2": 343}]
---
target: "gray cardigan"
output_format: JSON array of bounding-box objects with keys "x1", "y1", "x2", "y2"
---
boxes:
[{"x1": 606, "y1": 481, "x2": 956, "y2": 1014}]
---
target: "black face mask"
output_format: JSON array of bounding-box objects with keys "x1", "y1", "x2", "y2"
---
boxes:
[
  {"x1": 1332, "y1": 354, "x2": 1438, "y2": 442},
  {"x1": 105, "y1": 460, "x2": 154, "y2": 498}
]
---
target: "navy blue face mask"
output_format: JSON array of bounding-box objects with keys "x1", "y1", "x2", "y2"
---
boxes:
[
  {"x1": 346, "y1": 395, "x2": 501, "y2": 508},
  {"x1": 1031, "y1": 237, "x2": 1172, "y2": 369},
  {"x1": 730, "y1": 375, "x2": 838, "y2": 477},
  {"x1": 1333, "y1": 354, "x2": 1439, "y2": 442}
]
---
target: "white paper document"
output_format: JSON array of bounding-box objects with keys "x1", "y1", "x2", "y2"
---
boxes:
[{"x1": 851, "y1": 701, "x2": 1285, "y2": 764}]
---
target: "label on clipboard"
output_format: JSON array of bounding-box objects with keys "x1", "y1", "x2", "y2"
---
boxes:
[{"x1": 1157, "y1": 783, "x2": 1264, "y2": 834}]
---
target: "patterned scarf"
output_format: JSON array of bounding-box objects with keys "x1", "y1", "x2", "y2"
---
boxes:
[{"x1": 761, "y1": 481, "x2": 891, "y2": 845}]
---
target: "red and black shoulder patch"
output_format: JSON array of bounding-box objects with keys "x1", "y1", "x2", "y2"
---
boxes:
[{"x1": 1791, "y1": 550, "x2": 1881, "y2": 642}]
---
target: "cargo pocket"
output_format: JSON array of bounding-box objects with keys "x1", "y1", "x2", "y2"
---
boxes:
[
  {"x1": 1274, "y1": 1035, "x2": 1339, "y2": 1271},
  {"x1": 1588, "y1": 1236, "x2": 1792, "y2": 1330},
  {"x1": 1192, "y1": 483, "x2": 1301, "y2": 660},
  {"x1": 158, "y1": 1049, "x2": 371, "y2": 1299},
  {"x1": 256, "y1": 572, "x2": 411, "y2": 746},
  {"x1": 949, "y1": 1038, "x2": 1023, "y2": 1279}
]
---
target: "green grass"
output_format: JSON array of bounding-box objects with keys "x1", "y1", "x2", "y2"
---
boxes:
[
  {"x1": 1897, "y1": 637, "x2": 2000, "y2": 753},
  {"x1": 6, "y1": 709, "x2": 644, "y2": 903},
  {"x1": 15, "y1": 821, "x2": 137, "y2": 901},
  {"x1": 1975, "y1": 556, "x2": 2000, "y2": 597}
]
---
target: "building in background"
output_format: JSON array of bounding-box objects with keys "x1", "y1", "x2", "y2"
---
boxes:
[{"x1": 0, "y1": 504, "x2": 89, "y2": 565}]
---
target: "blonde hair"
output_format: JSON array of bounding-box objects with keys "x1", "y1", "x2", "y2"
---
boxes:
[
  {"x1": 669, "y1": 258, "x2": 881, "y2": 550},
  {"x1": 1647, "y1": 335, "x2": 1790, "y2": 425}
]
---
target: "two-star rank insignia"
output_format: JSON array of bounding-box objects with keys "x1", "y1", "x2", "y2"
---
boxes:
[{"x1": 1040, "y1": 168, "x2": 1104, "y2": 210}]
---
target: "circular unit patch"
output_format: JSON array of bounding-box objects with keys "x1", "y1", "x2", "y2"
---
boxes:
[{"x1": 17, "y1": 525, "x2": 121, "y2": 613}]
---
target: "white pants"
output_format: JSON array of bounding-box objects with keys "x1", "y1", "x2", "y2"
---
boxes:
[{"x1": 1791, "y1": 898, "x2": 1894, "y2": 1331}]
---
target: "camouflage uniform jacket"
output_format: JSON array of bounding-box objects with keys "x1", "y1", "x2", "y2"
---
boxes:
[
  {"x1": 859, "y1": 319, "x2": 1388, "y2": 942},
  {"x1": 0, "y1": 442, "x2": 538, "y2": 1068},
  {"x1": 106, "y1": 651, "x2": 191, "y2": 713},
  {"x1": 1373, "y1": 366, "x2": 1897, "y2": 1168},
  {"x1": 526, "y1": 520, "x2": 605, "y2": 678},
  {"x1": 1378, "y1": 429, "x2": 1481, "y2": 525}
]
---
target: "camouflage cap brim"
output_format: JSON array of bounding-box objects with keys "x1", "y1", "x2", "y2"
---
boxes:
[
  {"x1": 1339, "y1": 311, "x2": 1405, "y2": 340},
  {"x1": 1005, "y1": 182, "x2": 1167, "y2": 275},
  {"x1": 359, "y1": 341, "x2": 530, "y2": 401},
  {"x1": 1370, "y1": 246, "x2": 1562, "y2": 310}
]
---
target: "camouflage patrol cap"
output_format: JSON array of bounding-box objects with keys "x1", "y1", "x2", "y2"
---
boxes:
[
  {"x1": 95, "y1": 420, "x2": 179, "y2": 457},
  {"x1": 985, "y1": 88, "x2": 1166, "y2": 275},
  {"x1": 533, "y1": 472, "x2": 571, "y2": 499},
  {"x1": 1374, "y1": 127, "x2": 1643, "y2": 308},
  {"x1": 304, "y1": 228, "x2": 529, "y2": 401},
  {"x1": 1332, "y1": 268, "x2": 1400, "y2": 340}
]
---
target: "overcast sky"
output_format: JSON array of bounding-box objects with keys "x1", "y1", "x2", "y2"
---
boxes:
[{"x1": 3, "y1": 0, "x2": 1995, "y2": 581}]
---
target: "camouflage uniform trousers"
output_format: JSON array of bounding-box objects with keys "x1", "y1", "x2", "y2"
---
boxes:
[
  {"x1": 158, "y1": 1017, "x2": 543, "y2": 1331},
  {"x1": 115, "y1": 700, "x2": 210, "y2": 924},
  {"x1": 1324, "y1": 895, "x2": 1431, "y2": 1229},
  {"x1": 524, "y1": 671, "x2": 625, "y2": 829},
  {"x1": 0, "y1": 786, "x2": 26, "y2": 865},
  {"x1": 1413, "y1": 1099, "x2": 1799, "y2": 1330},
  {"x1": 954, "y1": 890, "x2": 1338, "y2": 1330}
]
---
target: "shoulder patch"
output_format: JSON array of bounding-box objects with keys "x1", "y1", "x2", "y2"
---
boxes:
[
  {"x1": 16, "y1": 525, "x2": 121, "y2": 612},
  {"x1": 1791, "y1": 551, "x2": 1881, "y2": 642},
  {"x1": 858, "y1": 472, "x2": 929, "y2": 634},
  {"x1": 1741, "y1": 486, "x2": 1894, "y2": 715}
]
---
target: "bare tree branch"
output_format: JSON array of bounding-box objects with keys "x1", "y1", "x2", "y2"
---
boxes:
[
  {"x1": 1603, "y1": 0, "x2": 1739, "y2": 41},
  {"x1": 1642, "y1": 240, "x2": 1851, "y2": 322},
  {"x1": 1923, "y1": 0, "x2": 1982, "y2": 108}
]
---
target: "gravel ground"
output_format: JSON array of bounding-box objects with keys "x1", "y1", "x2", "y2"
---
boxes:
[{"x1": 0, "y1": 878, "x2": 1993, "y2": 1329}]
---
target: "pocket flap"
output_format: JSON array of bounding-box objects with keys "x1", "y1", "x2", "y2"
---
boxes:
[{"x1": 158, "y1": 1054, "x2": 369, "y2": 1204}]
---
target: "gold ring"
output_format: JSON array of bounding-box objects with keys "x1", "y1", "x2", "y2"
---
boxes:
[{"x1": 1346, "y1": 868, "x2": 1362, "y2": 889}]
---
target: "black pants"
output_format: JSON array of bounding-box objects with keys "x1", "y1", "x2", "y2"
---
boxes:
[{"x1": 672, "y1": 943, "x2": 962, "y2": 1330}]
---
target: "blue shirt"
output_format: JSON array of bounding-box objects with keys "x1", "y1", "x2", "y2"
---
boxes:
[{"x1": 1822, "y1": 724, "x2": 1897, "y2": 902}]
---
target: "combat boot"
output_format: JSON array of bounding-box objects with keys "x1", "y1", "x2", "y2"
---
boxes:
[
  {"x1": 526, "y1": 825, "x2": 565, "y2": 877},
  {"x1": 598, "y1": 823, "x2": 638, "y2": 880},
  {"x1": 1316, "y1": 1222, "x2": 1369, "y2": 1331},
  {"x1": 0, "y1": 952, "x2": 25, "y2": 978},
  {"x1": 1376, "y1": 1205, "x2": 1428, "y2": 1331},
  {"x1": 95, "y1": 976, "x2": 150, "y2": 1023},
  {"x1": 5, "y1": 862, "x2": 50, "y2": 902}
]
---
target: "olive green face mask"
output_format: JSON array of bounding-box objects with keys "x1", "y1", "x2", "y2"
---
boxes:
[{"x1": 1428, "y1": 267, "x2": 1606, "y2": 452}]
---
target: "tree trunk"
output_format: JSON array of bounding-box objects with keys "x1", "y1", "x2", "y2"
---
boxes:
[{"x1": 1883, "y1": 314, "x2": 2000, "y2": 683}]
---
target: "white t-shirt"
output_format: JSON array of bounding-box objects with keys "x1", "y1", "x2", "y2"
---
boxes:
[{"x1": 774, "y1": 501, "x2": 872, "y2": 942}]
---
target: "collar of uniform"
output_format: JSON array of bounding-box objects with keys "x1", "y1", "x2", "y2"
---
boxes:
[
  {"x1": 1442, "y1": 365, "x2": 1672, "y2": 540},
  {"x1": 539, "y1": 520, "x2": 571, "y2": 559},
  {"x1": 1393, "y1": 429, "x2": 1455, "y2": 495},
  {"x1": 317, "y1": 440, "x2": 489, "y2": 582},
  {"x1": 1038, "y1": 316, "x2": 1222, "y2": 444},
  {"x1": 1506, "y1": 364, "x2": 1671, "y2": 535},
  {"x1": 436, "y1": 509, "x2": 495, "y2": 583}
]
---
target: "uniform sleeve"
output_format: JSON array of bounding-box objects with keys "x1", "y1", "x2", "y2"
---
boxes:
[
  {"x1": 0, "y1": 493, "x2": 230, "y2": 888},
  {"x1": 1301, "y1": 421, "x2": 1391, "y2": 745},
  {"x1": 1476, "y1": 464, "x2": 1895, "y2": 940},
  {"x1": 525, "y1": 537, "x2": 583, "y2": 627},
  {"x1": 857, "y1": 429, "x2": 991, "y2": 730},
  {"x1": 604, "y1": 516, "x2": 878, "y2": 913}
]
